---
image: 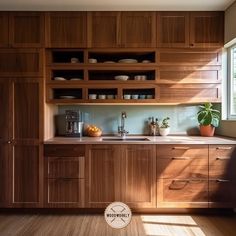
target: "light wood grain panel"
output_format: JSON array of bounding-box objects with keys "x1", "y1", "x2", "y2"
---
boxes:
[{"x1": 121, "y1": 145, "x2": 156, "y2": 208}]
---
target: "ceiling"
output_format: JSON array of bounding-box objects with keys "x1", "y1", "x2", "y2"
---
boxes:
[{"x1": 0, "y1": 0, "x2": 235, "y2": 11}]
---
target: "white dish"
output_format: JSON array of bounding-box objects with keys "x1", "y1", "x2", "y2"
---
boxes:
[
  {"x1": 70, "y1": 78, "x2": 82, "y2": 81},
  {"x1": 114, "y1": 75, "x2": 129, "y2": 81},
  {"x1": 98, "y1": 94, "x2": 106, "y2": 99},
  {"x1": 134, "y1": 75, "x2": 147, "y2": 81},
  {"x1": 131, "y1": 94, "x2": 139, "y2": 99},
  {"x1": 123, "y1": 94, "x2": 131, "y2": 99},
  {"x1": 88, "y1": 58, "x2": 97, "y2": 63},
  {"x1": 118, "y1": 59, "x2": 138, "y2": 63},
  {"x1": 89, "y1": 94, "x2": 97, "y2": 99},
  {"x1": 104, "y1": 61, "x2": 116, "y2": 63},
  {"x1": 54, "y1": 77, "x2": 66, "y2": 81},
  {"x1": 59, "y1": 95, "x2": 76, "y2": 99}
]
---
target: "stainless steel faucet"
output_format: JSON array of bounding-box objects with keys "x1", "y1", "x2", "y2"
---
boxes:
[{"x1": 118, "y1": 111, "x2": 129, "y2": 138}]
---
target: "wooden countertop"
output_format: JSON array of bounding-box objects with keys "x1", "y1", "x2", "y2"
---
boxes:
[{"x1": 44, "y1": 135, "x2": 236, "y2": 145}]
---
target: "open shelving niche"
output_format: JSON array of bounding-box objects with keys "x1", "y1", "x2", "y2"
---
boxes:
[{"x1": 46, "y1": 49, "x2": 159, "y2": 104}]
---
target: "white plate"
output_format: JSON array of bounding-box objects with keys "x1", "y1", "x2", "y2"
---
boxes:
[
  {"x1": 118, "y1": 59, "x2": 138, "y2": 63},
  {"x1": 54, "y1": 77, "x2": 66, "y2": 81},
  {"x1": 114, "y1": 75, "x2": 129, "y2": 81},
  {"x1": 59, "y1": 96, "x2": 76, "y2": 99},
  {"x1": 70, "y1": 78, "x2": 82, "y2": 81}
]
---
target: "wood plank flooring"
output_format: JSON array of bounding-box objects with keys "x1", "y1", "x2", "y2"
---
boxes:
[{"x1": 0, "y1": 213, "x2": 236, "y2": 236}]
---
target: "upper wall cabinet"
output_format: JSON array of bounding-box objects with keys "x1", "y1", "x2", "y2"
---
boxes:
[
  {"x1": 46, "y1": 12, "x2": 87, "y2": 48},
  {"x1": 88, "y1": 12, "x2": 121, "y2": 48},
  {"x1": 121, "y1": 12, "x2": 156, "y2": 48},
  {"x1": 190, "y1": 12, "x2": 224, "y2": 48},
  {"x1": 0, "y1": 13, "x2": 9, "y2": 48},
  {"x1": 88, "y1": 11, "x2": 156, "y2": 48},
  {"x1": 157, "y1": 12, "x2": 190, "y2": 48},
  {"x1": 9, "y1": 12, "x2": 45, "y2": 48}
]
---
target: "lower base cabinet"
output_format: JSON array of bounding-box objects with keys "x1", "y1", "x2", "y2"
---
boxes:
[{"x1": 85, "y1": 144, "x2": 156, "y2": 208}]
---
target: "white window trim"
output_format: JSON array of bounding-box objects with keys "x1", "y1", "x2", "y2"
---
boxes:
[{"x1": 227, "y1": 43, "x2": 236, "y2": 120}]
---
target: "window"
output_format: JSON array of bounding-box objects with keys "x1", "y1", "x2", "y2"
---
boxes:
[{"x1": 228, "y1": 44, "x2": 236, "y2": 119}]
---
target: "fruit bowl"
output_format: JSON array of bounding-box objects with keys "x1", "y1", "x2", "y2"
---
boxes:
[{"x1": 86, "y1": 125, "x2": 102, "y2": 137}]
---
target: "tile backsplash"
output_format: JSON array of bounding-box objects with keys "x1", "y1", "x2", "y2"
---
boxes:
[{"x1": 58, "y1": 105, "x2": 200, "y2": 135}]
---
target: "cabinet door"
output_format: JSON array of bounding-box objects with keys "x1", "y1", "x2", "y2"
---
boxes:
[
  {"x1": 190, "y1": 12, "x2": 224, "y2": 48},
  {"x1": 9, "y1": 12, "x2": 45, "y2": 48},
  {"x1": 0, "y1": 80, "x2": 10, "y2": 207},
  {"x1": 10, "y1": 80, "x2": 42, "y2": 207},
  {"x1": 209, "y1": 145, "x2": 236, "y2": 208},
  {"x1": 0, "y1": 49, "x2": 43, "y2": 77},
  {"x1": 121, "y1": 145, "x2": 156, "y2": 208},
  {"x1": 121, "y1": 12, "x2": 156, "y2": 47},
  {"x1": 46, "y1": 12, "x2": 87, "y2": 48},
  {"x1": 157, "y1": 12, "x2": 189, "y2": 48},
  {"x1": 88, "y1": 12, "x2": 121, "y2": 48},
  {"x1": 0, "y1": 12, "x2": 9, "y2": 48},
  {"x1": 86, "y1": 145, "x2": 121, "y2": 207}
]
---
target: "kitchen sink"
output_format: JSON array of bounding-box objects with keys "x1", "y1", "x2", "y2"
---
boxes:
[{"x1": 102, "y1": 137, "x2": 150, "y2": 141}]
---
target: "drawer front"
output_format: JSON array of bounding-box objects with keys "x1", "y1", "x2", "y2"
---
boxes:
[
  {"x1": 46, "y1": 178, "x2": 84, "y2": 206},
  {"x1": 44, "y1": 144, "x2": 85, "y2": 157},
  {"x1": 157, "y1": 145, "x2": 208, "y2": 159},
  {"x1": 209, "y1": 145, "x2": 236, "y2": 178},
  {"x1": 47, "y1": 156, "x2": 84, "y2": 178},
  {"x1": 158, "y1": 179, "x2": 208, "y2": 203},
  {"x1": 209, "y1": 179, "x2": 235, "y2": 207},
  {"x1": 157, "y1": 158, "x2": 208, "y2": 179}
]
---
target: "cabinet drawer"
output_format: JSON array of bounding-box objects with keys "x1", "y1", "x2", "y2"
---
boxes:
[
  {"x1": 47, "y1": 178, "x2": 84, "y2": 206},
  {"x1": 157, "y1": 145, "x2": 208, "y2": 158},
  {"x1": 46, "y1": 156, "x2": 84, "y2": 178},
  {"x1": 209, "y1": 145, "x2": 235, "y2": 178},
  {"x1": 44, "y1": 144, "x2": 85, "y2": 157},
  {"x1": 157, "y1": 179, "x2": 208, "y2": 204},
  {"x1": 157, "y1": 158, "x2": 208, "y2": 179}
]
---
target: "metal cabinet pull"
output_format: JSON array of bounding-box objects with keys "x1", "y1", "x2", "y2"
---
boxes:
[
  {"x1": 216, "y1": 157, "x2": 230, "y2": 160},
  {"x1": 216, "y1": 179, "x2": 230, "y2": 183},
  {"x1": 172, "y1": 157, "x2": 190, "y2": 160},
  {"x1": 172, "y1": 147, "x2": 189, "y2": 150},
  {"x1": 216, "y1": 147, "x2": 232, "y2": 150}
]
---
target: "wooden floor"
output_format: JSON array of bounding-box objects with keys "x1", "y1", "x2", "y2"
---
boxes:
[{"x1": 0, "y1": 213, "x2": 236, "y2": 236}]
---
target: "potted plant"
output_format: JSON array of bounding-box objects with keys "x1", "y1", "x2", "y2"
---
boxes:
[
  {"x1": 159, "y1": 117, "x2": 170, "y2": 136},
  {"x1": 197, "y1": 102, "x2": 220, "y2": 137}
]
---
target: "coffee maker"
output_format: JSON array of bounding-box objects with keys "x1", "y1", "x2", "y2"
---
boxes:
[{"x1": 65, "y1": 110, "x2": 83, "y2": 137}]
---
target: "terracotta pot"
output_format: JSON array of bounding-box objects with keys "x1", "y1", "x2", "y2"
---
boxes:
[{"x1": 199, "y1": 125, "x2": 215, "y2": 137}]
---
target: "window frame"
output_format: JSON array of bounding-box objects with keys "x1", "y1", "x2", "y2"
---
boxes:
[{"x1": 227, "y1": 43, "x2": 236, "y2": 120}]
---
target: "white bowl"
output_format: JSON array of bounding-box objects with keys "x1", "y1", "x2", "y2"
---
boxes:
[
  {"x1": 54, "y1": 77, "x2": 66, "y2": 81},
  {"x1": 71, "y1": 57, "x2": 79, "y2": 63},
  {"x1": 123, "y1": 94, "x2": 131, "y2": 99},
  {"x1": 98, "y1": 94, "x2": 106, "y2": 99},
  {"x1": 70, "y1": 78, "x2": 82, "y2": 81},
  {"x1": 88, "y1": 58, "x2": 97, "y2": 63},
  {"x1": 134, "y1": 75, "x2": 147, "y2": 81},
  {"x1": 89, "y1": 94, "x2": 97, "y2": 99},
  {"x1": 114, "y1": 75, "x2": 129, "y2": 81}
]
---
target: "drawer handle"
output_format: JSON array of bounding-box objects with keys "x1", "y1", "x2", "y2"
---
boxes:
[
  {"x1": 216, "y1": 147, "x2": 232, "y2": 150},
  {"x1": 169, "y1": 180, "x2": 189, "y2": 190},
  {"x1": 172, "y1": 147, "x2": 189, "y2": 150},
  {"x1": 216, "y1": 179, "x2": 230, "y2": 183},
  {"x1": 216, "y1": 157, "x2": 230, "y2": 160},
  {"x1": 172, "y1": 157, "x2": 190, "y2": 160}
]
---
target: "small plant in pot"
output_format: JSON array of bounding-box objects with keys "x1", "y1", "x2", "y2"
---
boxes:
[
  {"x1": 197, "y1": 102, "x2": 220, "y2": 137},
  {"x1": 159, "y1": 117, "x2": 170, "y2": 136}
]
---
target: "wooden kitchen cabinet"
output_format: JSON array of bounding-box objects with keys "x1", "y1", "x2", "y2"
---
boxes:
[
  {"x1": 0, "y1": 12, "x2": 9, "y2": 48},
  {"x1": 44, "y1": 145, "x2": 85, "y2": 207},
  {"x1": 121, "y1": 12, "x2": 156, "y2": 47},
  {"x1": 121, "y1": 145, "x2": 156, "y2": 208},
  {"x1": 0, "y1": 79, "x2": 43, "y2": 207},
  {"x1": 87, "y1": 11, "x2": 156, "y2": 48},
  {"x1": 45, "y1": 12, "x2": 87, "y2": 48},
  {"x1": 190, "y1": 12, "x2": 224, "y2": 48},
  {"x1": 209, "y1": 145, "x2": 236, "y2": 208},
  {"x1": 0, "y1": 49, "x2": 43, "y2": 77},
  {"x1": 157, "y1": 12, "x2": 190, "y2": 48},
  {"x1": 88, "y1": 12, "x2": 121, "y2": 48},
  {"x1": 86, "y1": 144, "x2": 156, "y2": 208},
  {"x1": 0, "y1": 79, "x2": 10, "y2": 207},
  {"x1": 156, "y1": 145, "x2": 209, "y2": 208},
  {"x1": 9, "y1": 12, "x2": 45, "y2": 48}
]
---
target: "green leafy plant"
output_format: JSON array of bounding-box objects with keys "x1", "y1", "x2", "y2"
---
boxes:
[
  {"x1": 160, "y1": 117, "x2": 170, "y2": 128},
  {"x1": 197, "y1": 102, "x2": 220, "y2": 127}
]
